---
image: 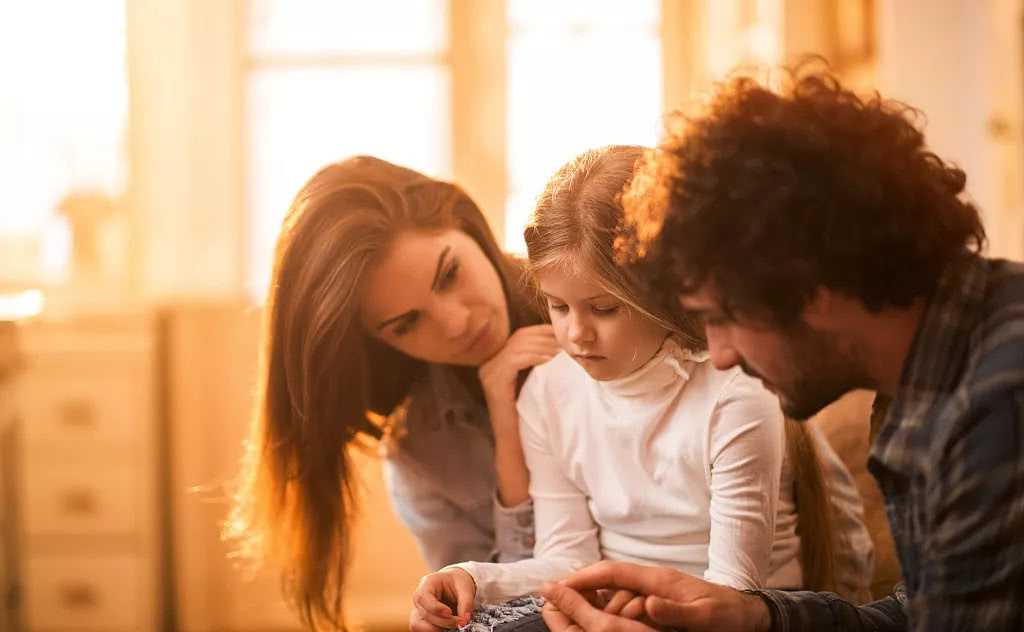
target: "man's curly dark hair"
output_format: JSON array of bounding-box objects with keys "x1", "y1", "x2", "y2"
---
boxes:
[{"x1": 617, "y1": 65, "x2": 987, "y2": 326}]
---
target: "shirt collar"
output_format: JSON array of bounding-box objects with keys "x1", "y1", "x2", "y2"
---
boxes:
[{"x1": 874, "y1": 255, "x2": 988, "y2": 453}]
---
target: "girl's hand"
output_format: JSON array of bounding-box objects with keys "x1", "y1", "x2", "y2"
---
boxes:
[
  {"x1": 478, "y1": 324, "x2": 559, "y2": 409},
  {"x1": 411, "y1": 567, "x2": 476, "y2": 630},
  {"x1": 599, "y1": 589, "x2": 646, "y2": 619}
]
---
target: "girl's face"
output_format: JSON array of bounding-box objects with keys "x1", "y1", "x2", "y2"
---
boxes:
[
  {"x1": 359, "y1": 228, "x2": 510, "y2": 366},
  {"x1": 536, "y1": 266, "x2": 668, "y2": 381}
]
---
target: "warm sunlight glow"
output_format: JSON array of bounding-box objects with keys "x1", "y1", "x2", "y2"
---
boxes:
[
  {"x1": 504, "y1": 0, "x2": 662, "y2": 253},
  {"x1": 245, "y1": 1, "x2": 450, "y2": 299},
  {"x1": 0, "y1": 1, "x2": 126, "y2": 285},
  {"x1": 0, "y1": 289, "x2": 45, "y2": 320}
]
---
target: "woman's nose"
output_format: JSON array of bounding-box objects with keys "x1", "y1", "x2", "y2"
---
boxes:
[{"x1": 437, "y1": 297, "x2": 472, "y2": 340}]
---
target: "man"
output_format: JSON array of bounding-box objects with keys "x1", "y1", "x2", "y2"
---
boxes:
[{"x1": 540, "y1": 69, "x2": 1024, "y2": 631}]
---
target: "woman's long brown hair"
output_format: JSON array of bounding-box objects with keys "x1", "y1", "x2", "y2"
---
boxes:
[
  {"x1": 526, "y1": 145, "x2": 842, "y2": 594},
  {"x1": 225, "y1": 156, "x2": 530, "y2": 630}
]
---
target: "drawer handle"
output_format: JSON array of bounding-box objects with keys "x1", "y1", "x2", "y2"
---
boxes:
[
  {"x1": 62, "y1": 488, "x2": 98, "y2": 515},
  {"x1": 57, "y1": 399, "x2": 95, "y2": 427},
  {"x1": 59, "y1": 582, "x2": 98, "y2": 608}
]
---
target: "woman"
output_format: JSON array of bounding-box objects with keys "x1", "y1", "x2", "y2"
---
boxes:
[{"x1": 226, "y1": 156, "x2": 557, "y2": 630}]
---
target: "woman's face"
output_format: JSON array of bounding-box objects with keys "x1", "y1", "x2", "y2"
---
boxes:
[{"x1": 359, "y1": 228, "x2": 511, "y2": 366}]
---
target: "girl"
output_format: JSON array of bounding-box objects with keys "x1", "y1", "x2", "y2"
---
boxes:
[
  {"x1": 411, "y1": 146, "x2": 873, "y2": 630},
  {"x1": 227, "y1": 156, "x2": 558, "y2": 630}
]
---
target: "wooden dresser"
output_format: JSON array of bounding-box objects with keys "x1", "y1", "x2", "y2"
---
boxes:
[
  {"x1": 12, "y1": 312, "x2": 163, "y2": 631},
  {"x1": 1, "y1": 321, "x2": 21, "y2": 631}
]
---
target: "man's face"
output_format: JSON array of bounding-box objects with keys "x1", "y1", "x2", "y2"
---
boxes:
[{"x1": 680, "y1": 285, "x2": 864, "y2": 420}]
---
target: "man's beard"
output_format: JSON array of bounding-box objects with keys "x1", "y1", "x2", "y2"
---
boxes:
[{"x1": 745, "y1": 326, "x2": 865, "y2": 421}]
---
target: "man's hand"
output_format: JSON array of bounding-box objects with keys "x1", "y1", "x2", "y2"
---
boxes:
[
  {"x1": 542, "y1": 584, "x2": 663, "y2": 632},
  {"x1": 541, "y1": 561, "x2": 772, "y2": 632}
]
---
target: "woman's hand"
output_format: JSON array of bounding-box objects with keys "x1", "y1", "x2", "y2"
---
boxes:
[
  {"x1": 478, "y1": 324, "x2": 559, "y2": 410},
  {"x1": 478, "y1": 324, "x2": 559, "y2": 507},
  {"x1": 411, "y1": 567, "x2": 476, "y2": 631}
]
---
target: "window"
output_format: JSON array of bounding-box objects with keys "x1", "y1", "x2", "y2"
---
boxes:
[
  {"x1": 504, "y1": 0, "x2": 662, "y2": 252},
  {"x1": 0, "y1": 1, "x2": 127, "y2": 286},
  {"x1": 244, "y1": 0, "x2": 451, "y2": 298},
  {"x1": 244, "y1": 0, "x2": 669, "y2": 297}
]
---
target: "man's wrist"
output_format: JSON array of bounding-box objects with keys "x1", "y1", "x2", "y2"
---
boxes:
[{"x1": 741, "y1": 591, "x2": 775, "y2": 632}]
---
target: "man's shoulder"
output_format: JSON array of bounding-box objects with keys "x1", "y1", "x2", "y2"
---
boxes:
[{"x1": 968, "y1": 258, "x2": 1024, "y2": 390}]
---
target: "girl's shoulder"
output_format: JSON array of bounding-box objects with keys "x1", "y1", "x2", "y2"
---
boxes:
[
  {"x1": 517, "y1": 351, "x2": 590, "y2": 413},
  {"x1": 521, "y1": 350, "x2": 585, "y2": 388}
]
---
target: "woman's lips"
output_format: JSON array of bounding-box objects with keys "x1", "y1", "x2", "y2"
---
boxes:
[{"x1": 463, "y1": 319, "x2": 491, "y2": 356}]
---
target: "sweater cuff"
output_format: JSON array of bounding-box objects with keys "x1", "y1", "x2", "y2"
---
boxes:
[
  {"x1": 491, "y1": 493, "x2": 535, "y2": 562},
  {"x1": 744, "y1": 589, "x2": 782, "y2": 632}
]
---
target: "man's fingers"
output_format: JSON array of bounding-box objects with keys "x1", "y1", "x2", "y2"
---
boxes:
[
  {"x1": 560, "y1": 561, "x2": 681, "y2": 597},
  {"x1": 580, "y1": 589, "x2": 606, "y2": 609},
  {"x1": 542, "y1": 582, "x2": 631, "y2": 631},
  {"x1": 542, "y1": 602, "x2": 583, "y2": 632},
  {"x1": 644, "y1": 595, "x2": 701, "y2": 629}
]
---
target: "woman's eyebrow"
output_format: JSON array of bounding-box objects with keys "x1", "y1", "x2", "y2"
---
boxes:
[
  {"x1": 376, "y1": 244, "x2": 452, "y2": 331},
  {"x1": 429, "y1": 245, "x2": 452, "y2": 291}
]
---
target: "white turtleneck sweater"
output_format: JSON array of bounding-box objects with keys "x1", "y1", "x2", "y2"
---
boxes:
[{"x1": 452, "y1": 338, "x2": 803, "y2": 605}]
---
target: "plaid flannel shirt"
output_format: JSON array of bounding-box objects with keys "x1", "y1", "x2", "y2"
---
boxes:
[{"x1": 754, "y1": 256, "x2": 1024, "y2": 631}]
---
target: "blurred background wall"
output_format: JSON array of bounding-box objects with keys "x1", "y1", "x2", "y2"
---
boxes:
[{"x1": 0, "y1": 1, "x2": 1022, "y2": 631}]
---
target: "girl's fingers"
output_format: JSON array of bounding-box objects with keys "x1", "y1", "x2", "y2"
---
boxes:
[
  {"x1": 603, "y1": 590, "x2": 636, "y2": 615},
  {"x1": 412, "y1": 577, "x2": 462, "y2": 628},
  {"x1": 419, "y1": 610, "x2": 461, "y2": 629},
  {"x1": 409, "y1": 607, "x2": 445, "y2": 632},
  {"x1": 620, "y1": 595, "x2": 646, "y2": 620},
  {"x1": 581, "y1": 588, "x2": 607, "y2": 609}
]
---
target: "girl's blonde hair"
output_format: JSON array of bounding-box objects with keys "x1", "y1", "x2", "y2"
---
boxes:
[
  {"x1": 525, "y1": 145, "x2": 843, "y2": 595},
  {"x1": 524, "y1": 145, "x2": 705, "y2": 351}
]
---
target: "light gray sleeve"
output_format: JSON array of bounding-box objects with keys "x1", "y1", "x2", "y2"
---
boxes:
[
  {"x1": 383, "y1": 456, "x2": 493, "y2": 570},
  {"x1": 492, "y1": 493, "x2": 535, "y2": 562}
]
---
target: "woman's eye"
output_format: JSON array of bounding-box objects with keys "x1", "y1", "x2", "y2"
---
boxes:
[
  {"x1": 439, "y1": 261, "x2": 459, "y2": 290},
  {"x1": 393, "y1": 313, "x2": 420, "y2": 336},
  {"x1": 592, "y1": 305, "x2": 621, "y2": 316}
]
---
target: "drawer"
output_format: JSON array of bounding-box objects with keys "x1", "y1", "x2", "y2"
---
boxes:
[
  {"x1": 24, "y1": 553, "x2": 140, "y2": 630},
  {"x1": 17, "y1": 368, "x2": 150, "y2": 446},
  {"x1": 22, "y1": 462, "x2": 138, "y2": 536}
]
